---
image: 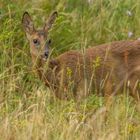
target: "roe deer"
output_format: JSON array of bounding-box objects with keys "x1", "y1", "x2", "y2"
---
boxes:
[{"x1": 22, "y1": 12, "x2": 140, "y2": 100}]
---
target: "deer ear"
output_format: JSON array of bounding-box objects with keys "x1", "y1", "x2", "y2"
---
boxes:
[
  {"x1": 22, "y1": 12, "x2": 35, "y2": 34},
  {"x1": 44, "y1": 11, "x2": 58, "y2": 32}
]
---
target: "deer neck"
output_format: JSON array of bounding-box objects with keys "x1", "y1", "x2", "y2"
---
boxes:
[
  {"x1": 31, "y1": 54, "x2": 60, "y2": 88},
  {"x1": 31, "y1": 54, "x2": 46, "y2": 78}
]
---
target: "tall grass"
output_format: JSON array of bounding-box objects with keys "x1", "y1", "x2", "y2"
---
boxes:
[{"x1": 0, "y1": 0, "x2": 140, "y2": 139}]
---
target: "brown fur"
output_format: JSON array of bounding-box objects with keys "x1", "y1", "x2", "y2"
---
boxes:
[
  {"x1": 40, "y1": 40, "x2": 140, "y2": 100},
  {"x1": 22, "y1": 12, "x2": 140, "y2": 100}
]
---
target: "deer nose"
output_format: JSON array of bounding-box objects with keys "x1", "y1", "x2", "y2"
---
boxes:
[{"x1": 44, "y1": 52, "x2": 49, "y2": 58}]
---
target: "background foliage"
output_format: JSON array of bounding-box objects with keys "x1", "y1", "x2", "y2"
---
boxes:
[{"x1": 0, "y1": 0, "x2": 140, "y2": 139}]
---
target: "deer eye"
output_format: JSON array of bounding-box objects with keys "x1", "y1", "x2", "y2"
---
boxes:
[{"x1": 33, "y1": 39, "x2": 40, "y2": 46}]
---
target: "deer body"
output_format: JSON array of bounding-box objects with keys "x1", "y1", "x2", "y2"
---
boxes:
[{"x1": 22, "y1": 12, "x2": 140, "y2": 100}]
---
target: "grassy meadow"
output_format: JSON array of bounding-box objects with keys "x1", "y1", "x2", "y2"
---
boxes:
[{"x1": 0, "y1": 0, "x2": 140, "y2": 139}]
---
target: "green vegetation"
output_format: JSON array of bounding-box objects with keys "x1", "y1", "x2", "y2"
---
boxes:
[{"x1": 0, "y1": 0, "x2": 140, "y2": 139}]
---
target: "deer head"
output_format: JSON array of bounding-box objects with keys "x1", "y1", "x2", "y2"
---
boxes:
[{"x1": 22, "y1": 11, "x2": 58, "y2": 62}]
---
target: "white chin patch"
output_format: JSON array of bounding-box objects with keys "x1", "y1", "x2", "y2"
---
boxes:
[{"x1": 42, "y1": 57, "x2": 47, "y2": 61}]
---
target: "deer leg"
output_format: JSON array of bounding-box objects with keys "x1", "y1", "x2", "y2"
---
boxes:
[
  {"x1": 129, "y1": 75, "x2": 140, "y2": 101},
  {"x1": 103, "y1": 78, "x2": 115, "y2": 106}
]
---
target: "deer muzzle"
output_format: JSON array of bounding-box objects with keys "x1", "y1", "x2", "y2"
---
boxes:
[{"x1": 43, "y1": 39, "x2": 52, "y2": 60}]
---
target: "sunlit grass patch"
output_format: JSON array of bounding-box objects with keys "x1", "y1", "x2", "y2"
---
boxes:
[{"x1": 0, "y1": 0, "x2": 140, "y2": 140}]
